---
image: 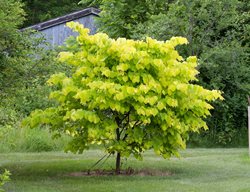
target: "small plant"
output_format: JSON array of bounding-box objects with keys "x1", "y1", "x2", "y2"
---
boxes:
[{"x1": 0, "y1": 170, "x2": 11, "y2": 192}]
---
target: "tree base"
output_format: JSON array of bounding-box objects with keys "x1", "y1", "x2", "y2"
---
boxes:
[{"x1": 67, "y1": 168, "x2": 172, "y2": 176}]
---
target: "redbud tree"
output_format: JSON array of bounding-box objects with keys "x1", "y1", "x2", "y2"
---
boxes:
[{"x1": 23, "y1": 22, "x2": 222, "y2": 173}]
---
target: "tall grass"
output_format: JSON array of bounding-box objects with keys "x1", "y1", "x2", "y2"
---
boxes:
[{"x1": 0, "y1": 124, "x2": 69, "y2": 153}]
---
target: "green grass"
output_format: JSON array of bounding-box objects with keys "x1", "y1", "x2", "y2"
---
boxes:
[
  {"x1": 1, "y1": 148, "x2": 250, "y2": 192},
  {"x1": 0, "y1": 125, "x2": 69, "y2": 153}
]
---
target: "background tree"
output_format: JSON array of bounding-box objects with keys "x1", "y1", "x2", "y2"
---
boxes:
[
  {"x1": 146, "y1": 0, "x2": 250, "y2": 145},
  {"x1": 24, "y1": 22, "x2": 222, "y2": 173},
  {"x1": 80, "y1": 0, "x2": 171, "y2": 39},
  {"x1": 22, "y1": 0, "x2": 84, "y2": 27},
  {"x1": 0, "y1": 0, "x2": 25, "y2": 92},
  {"x1": 0, "y1": 0, "x2": 65, "y2": 143}
]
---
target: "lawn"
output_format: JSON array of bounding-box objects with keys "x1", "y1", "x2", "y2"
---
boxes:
[{"x1": 1, "y1": 148, "x2": 250, "y2": 192}]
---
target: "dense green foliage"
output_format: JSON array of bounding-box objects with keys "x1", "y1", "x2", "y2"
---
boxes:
[
  {"x1": 1, "y1": 0, "x2": 248, "y2": 155},
  {"x1": 0, "y1": 0, "x2": 68, "y2": 152},
  {"x1": 24, "y1": 22, "x2": 222, "y2": 172},
  {"x1": 0, "y1": 0, "x2": 25, "y2": 92},
  {"x1": 22, "y1": 0, "x2": 84, "y2": 27},
  {"x1": 0, "y1": 0, "x2": 57, "y2": 113},
  {"x1": 146, "y1": 0, "x2": 250, "y2": 145},
  {"x1": 80, "y1": 0, "x2": 171, "y2": 39},
  {"x1": 91, "y1": 0, "x2": 250, "y2": 146},
  {"x1": 0, "y1": 170, "x2": 10, "y2": 192}
]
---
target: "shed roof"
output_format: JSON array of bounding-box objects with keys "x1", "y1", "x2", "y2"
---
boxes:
[{"x1": 25, "y1": 7, "x2": 100, "y2": 31}]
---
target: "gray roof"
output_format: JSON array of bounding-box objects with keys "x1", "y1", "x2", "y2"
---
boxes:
[{"x1": 24, "y1": 7, "x2": 100, "y2": 31}]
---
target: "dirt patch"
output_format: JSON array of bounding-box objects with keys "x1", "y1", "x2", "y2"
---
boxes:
[{"x1": 67, "y1": 168, "x2": 172, "y2": 177}]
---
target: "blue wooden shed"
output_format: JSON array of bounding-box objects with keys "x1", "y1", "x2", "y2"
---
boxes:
[{"x1": 25, "y1": 7, "x2": 100, "y2": 47}]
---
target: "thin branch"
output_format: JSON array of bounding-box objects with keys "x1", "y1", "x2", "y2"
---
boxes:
[
  {"x1": 133, "y1": 120, "x2": 142, "y2": 129},
  {"x1": 119, "y1": 110, "x2": 131, "y2": 135},
  {"x1": 122, "y1": 120, "x2": 142, "y2": 141},
  {"x1": 120, "y1": 110, "x2": 131, "y2": 123}
]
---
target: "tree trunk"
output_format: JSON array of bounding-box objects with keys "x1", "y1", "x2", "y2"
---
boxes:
[{"x1": 115, "y1": 152, "x2": 121, "y2": 174}]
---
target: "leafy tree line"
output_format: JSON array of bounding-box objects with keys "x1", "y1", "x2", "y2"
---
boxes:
[
  {"x1": 21, "y1": 0, "x2": 84, "y2": 27},
  {"x1": 0, "y1": 0, "x2": 91, "y2": 153},
  {"x1": 146, "y1": 0, "x2": 250, "y2": 145},
  {"x1": 0, "y1": 0, "x2": 64, "y2": 139},
  {"x1": 0, "y1": 0, "x2": 249, "y2": 155},
  {"x1": 81, "y1": 0, "x2": 250, "y2": 146}
]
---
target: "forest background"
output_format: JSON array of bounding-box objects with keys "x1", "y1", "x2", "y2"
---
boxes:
[{"x1": 0, "y1": 0, "x2": 249, "y2": 153}]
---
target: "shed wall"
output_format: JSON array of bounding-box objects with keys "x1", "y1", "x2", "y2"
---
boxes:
[{"x1": 40, "y1": 15, "x2": 97, "y2": 47}]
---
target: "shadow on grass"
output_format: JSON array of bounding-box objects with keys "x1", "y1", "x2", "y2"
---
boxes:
[{"x1": 1, "y1": 158, "x2": 214, "y2": 183}]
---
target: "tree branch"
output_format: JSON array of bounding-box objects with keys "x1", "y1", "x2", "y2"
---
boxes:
[{"x1": 122, "y1": 120, "x2": 142, "y2": 141}]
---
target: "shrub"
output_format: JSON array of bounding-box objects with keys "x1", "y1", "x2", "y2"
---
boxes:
[{"x1": 0, "y1": 170, "x2": 11, "y2": 192}]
